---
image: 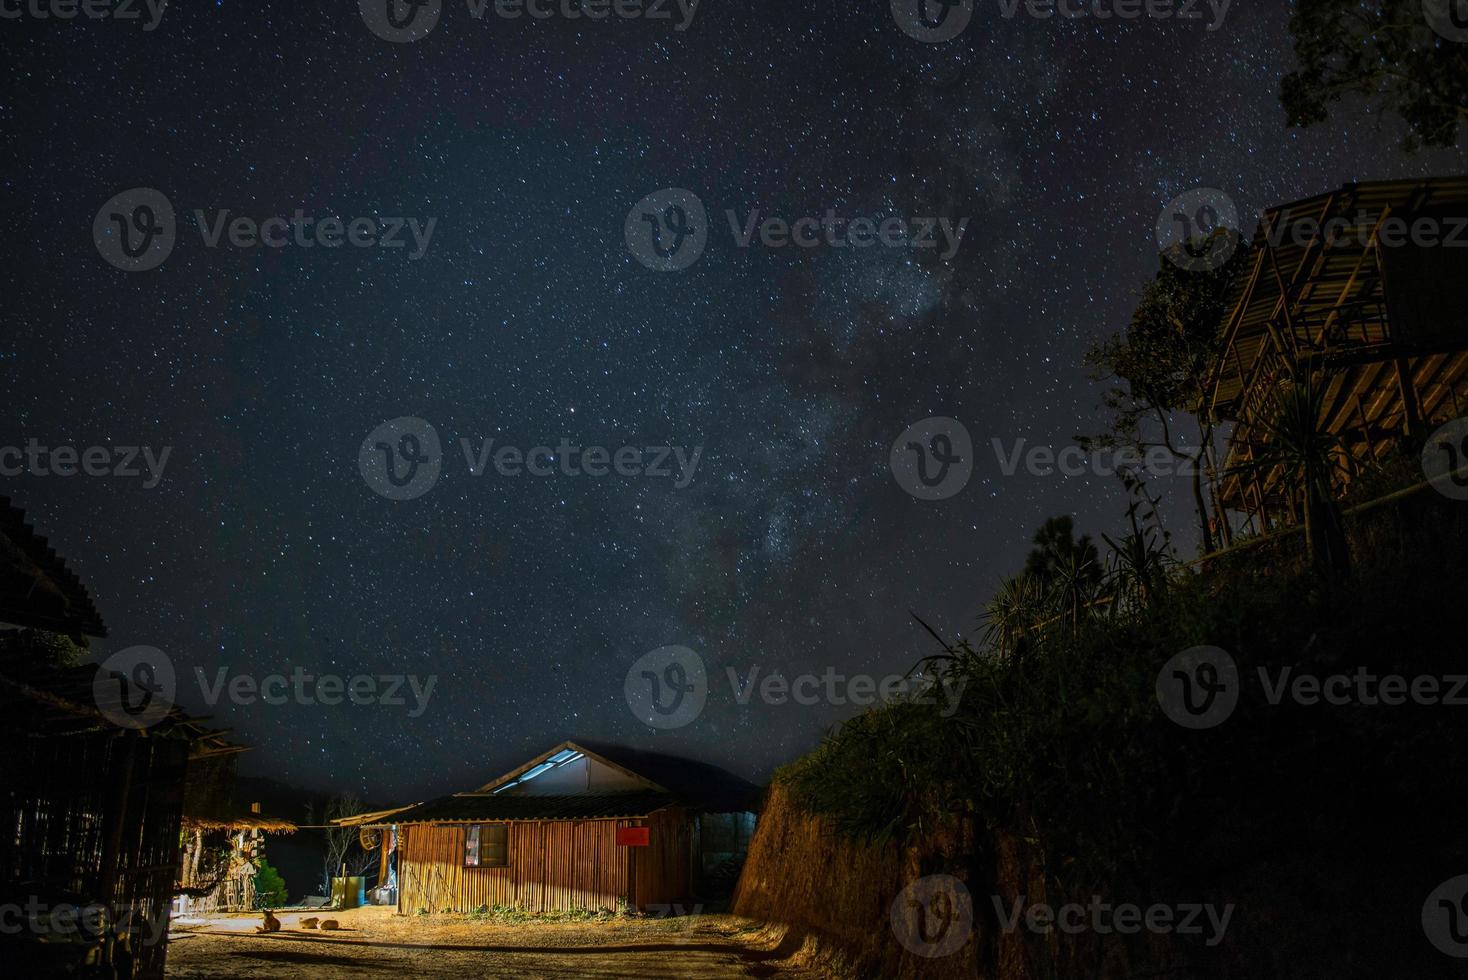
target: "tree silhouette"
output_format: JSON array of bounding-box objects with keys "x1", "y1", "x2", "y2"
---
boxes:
[
  {"x1": 1084, "y1": 236, "x2": 1250, "y2": 554},
  {"x1": 1282, "y1": 0, "x2": 1468, "y2": 151}
]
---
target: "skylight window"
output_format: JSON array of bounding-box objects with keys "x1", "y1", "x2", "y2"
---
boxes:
[{"x1": 491, "y1": 749, "x2": 586, "y2": 793}]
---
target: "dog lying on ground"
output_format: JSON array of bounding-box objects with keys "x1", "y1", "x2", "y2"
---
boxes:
[{"x1": 294, "y1": 914, "x2": 340, "y2": 931}]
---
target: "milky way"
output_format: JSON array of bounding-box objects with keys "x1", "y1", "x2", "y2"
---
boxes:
[{"x1": 3, "y1": 1, "x2": 1462, "y2": 798}]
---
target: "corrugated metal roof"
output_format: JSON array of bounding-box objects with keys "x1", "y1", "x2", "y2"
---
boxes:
[
  {"x1": 471, "y1": 740, "x2": 764, "y2": 813},
  {"x1": 387, "y1": 791, "x2": 678, "y2": 824},
  {"x1": 571, "y1": 740, "x2": 763, "y2": 812}
]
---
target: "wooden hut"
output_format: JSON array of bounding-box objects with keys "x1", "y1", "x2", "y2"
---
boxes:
[
  {"x1": 1204, "y1": 177, "x2": 1468, "y2": 531},
  {"x1": 339, "y1": 740, "x2": 760, "y2": 916},
  {"x1": 174, "y1": 753, "x2": 296, "y2": 916},
  {"x1": 0, "y1": 494, "x2": 106, "y2": 641},
  {"x1": 0, "y1": 495, "x2": 243, "y2": 979}
]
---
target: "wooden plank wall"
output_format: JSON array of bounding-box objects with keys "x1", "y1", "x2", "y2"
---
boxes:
[
  {"x1": 635, "y1": 806, "x2": 690, "y2": 908},
  {"x1": 397, "y1": 810, "x2": 690, "y2": 914},
  {"x1": 2, "y1": 731, "x2": 190, "y2": 980}
]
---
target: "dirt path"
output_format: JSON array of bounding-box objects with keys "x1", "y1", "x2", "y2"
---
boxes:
[{"x1": 164, "y1": 907, "x2": 818, "y2": 979}]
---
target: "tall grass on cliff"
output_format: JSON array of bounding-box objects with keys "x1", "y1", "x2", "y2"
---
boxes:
[{"x1": 783, "y1": 480, "x2": 1468, "y2": 898}]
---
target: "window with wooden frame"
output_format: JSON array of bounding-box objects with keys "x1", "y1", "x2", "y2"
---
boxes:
[{"x1": 464, "y1": 824, "x2": 509, "y2": 867}]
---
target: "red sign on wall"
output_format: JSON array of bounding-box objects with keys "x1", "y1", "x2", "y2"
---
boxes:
[{"x1": 616, "y1": 826, "x2": 650, "y2": 847}]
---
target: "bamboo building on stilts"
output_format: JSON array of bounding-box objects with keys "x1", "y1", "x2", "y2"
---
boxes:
[{"x1": 1204, "y1": 177, "x2": 1468, "y2": 538}]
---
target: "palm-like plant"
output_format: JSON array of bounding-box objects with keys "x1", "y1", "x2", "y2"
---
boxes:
[
  {"x1": 1103, "y1": 527, "x2": 1171, "y2": 613},
  {"x1": 982, "y1": 574, "x2": 1048, "y2": 662},
  {"x1": 1046, "y1": 549, "x2": 1100, "y2": 636},
  {"x1": 1229, "y1": 377, "x2": 1352, "y2": 577}
]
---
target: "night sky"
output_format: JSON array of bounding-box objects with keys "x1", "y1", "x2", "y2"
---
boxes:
[{"x1": 3, "y1": 1, "x2": 1462, "y2": 801}]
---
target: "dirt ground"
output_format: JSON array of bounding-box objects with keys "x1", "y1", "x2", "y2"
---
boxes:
[{"x1": 164, "y1": 906, "x2": 822, "y2": 979}]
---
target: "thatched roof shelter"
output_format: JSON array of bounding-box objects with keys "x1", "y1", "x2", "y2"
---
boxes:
[{"x1": 0, "y1": 495, "x2": 107, "y2": 639}]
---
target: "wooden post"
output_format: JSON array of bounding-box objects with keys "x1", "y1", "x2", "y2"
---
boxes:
[
  {"x1": 379, "y1": 827, "x2": 392, "y2": 889},
  {"x1": 97, "y1": 735, "x2": 138, "y2": 911},
  {"x1": 188, "y1": 828, "x2": 203, "y2": 897},
  {"x1": 1252, "y1": 474, "x2": 1273, "y2": 533},
  {"x1": 1395, "y1": 358, "x2": 1423, "y2": 438},
  {"x1": 1201, "y1": 417, "x2": 1233, "y2": 549},
  {"x1": 626, "y1": 827, "x2": 638, "y2": 912},
  {"x1": 1356, "y1": 396, "x2": 1374, "y2": 464},
  {"x1": 689, "y1": 815, "x2": 701, "y2": 900}
]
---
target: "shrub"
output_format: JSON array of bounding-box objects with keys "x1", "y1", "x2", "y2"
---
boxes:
[{"x1": 252, "y1": 857, "x2": 288, "y2": 909}]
